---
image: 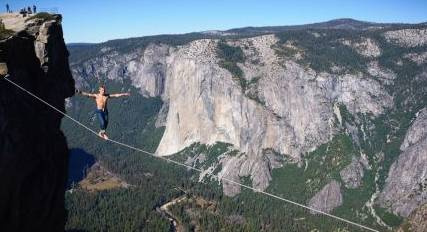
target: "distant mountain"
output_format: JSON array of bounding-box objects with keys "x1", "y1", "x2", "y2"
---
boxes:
[
  {"x1": 66, "y1": 18, "x2": 424, "y2": 64},
  {"x1": 223, "y1": 18, "x2": 407, "y2": 34},
  {"x1": 67, "y1": 42, "x2": 95, "y2": 46},
  {"x1": 66, "y1": 18, "x2": 420, "y2": 48}
]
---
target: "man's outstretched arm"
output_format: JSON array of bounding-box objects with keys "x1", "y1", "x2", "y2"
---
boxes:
[
  {"x1": 109, "y1": 93, "x2": 130, "y2": 98},
  {"x1": 76, "y1": 89, "x2": 96, "y2": 98}
]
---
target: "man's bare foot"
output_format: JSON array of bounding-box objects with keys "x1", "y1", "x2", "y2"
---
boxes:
[
  {"x1": 102, "y1": 133, "x2": 109, "y2": 140},
  {"x1": 98, "y1": 130, "x2": 108, "y2": 140}
]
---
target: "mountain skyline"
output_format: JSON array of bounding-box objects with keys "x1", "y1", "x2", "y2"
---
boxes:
[
  {"x1": 5, "y1": 0, "x2": 427, "y2": 43},
  {"x1": 66, "y1": 18, "x2": 426, "y2": 46}
]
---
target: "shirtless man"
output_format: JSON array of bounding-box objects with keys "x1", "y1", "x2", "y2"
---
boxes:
[{"x1": 77, "y1": 85, "x2": 130, "y2": 140}]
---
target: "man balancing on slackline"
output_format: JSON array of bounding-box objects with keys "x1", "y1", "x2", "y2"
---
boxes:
[{"x1": 76, "y1": 85, "x2": 130, "y2": 140}]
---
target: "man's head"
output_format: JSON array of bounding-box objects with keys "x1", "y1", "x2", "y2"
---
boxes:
[{"x1": 99, "y1": 85, "x2": 106, "y2": 94}]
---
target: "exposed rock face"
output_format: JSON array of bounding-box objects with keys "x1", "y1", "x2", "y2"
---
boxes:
[
  {"x1": 341, "y1": 37, "x2": 381, "y2": 57},
  {"x1": 398, "y1": 204, "x2": 427, "y2": 232},
  {"x1": 367, "y1": 61, "x2": 396, "y2": 85},
  {"x1": 378, "y1": 108, "x2": 427, "y2": 217},
  {"x1": 155, "y1": 35, "x2": 391, "y2": 194},
  {"x1": 0, "y1": 14, "x2": 74, "y2": 231},
  {"x1": 128, "y1": 44, "x2": 169, "y2": 97},
  {"x1": 308, "y1": 180, "x2": 343, "y2": 214},
  {"x1": 155, "y1": 101, "x2": 169, "y2": 128},
  {"x1": 340, "y1": 157, "x2": 364, "y2": 189},
  {"x1": 400, "y1": 108, "x2": 427, "y2": 151},
  {"x1": 404, "y1": 51, "x2": 427, "y2": 65},
  {"x1": 78, "y1": 162, "x2": 130, "y2": 192},
  {"x1": 72, "y1": 43, "x2": 168, "y2": 97},
  {"x1": 71, "y1": 49, "x2": 139, "y2": 89},
  {"x1": 71, "y1": 34, "x2": 393, "y2": 195},
  {"x1": 384, "y1": 29, "x2": 427, "y2": 47}
]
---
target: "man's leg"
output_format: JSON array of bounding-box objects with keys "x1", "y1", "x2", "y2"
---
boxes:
[
  {"x1": 104, "y1": 109, "x2": 109, "y2": 130},
  {"x1": 96, "y1": 110, "x2": 108, "y2": 139},
  {"x1": 102, "y1": 110, "x2": 109, "y2": 139},
  {"x1": 96, "y1": 111, "x2": 106, "y2": 130}
]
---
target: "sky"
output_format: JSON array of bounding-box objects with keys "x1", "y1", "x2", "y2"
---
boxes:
[{"x1": 2, "y1": 0, "x2": 427, "y2": 43}]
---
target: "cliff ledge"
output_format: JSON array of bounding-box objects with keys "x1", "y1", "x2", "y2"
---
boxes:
[{"x1": 0, "y1": 13, "x2": 74, "y2": 231}]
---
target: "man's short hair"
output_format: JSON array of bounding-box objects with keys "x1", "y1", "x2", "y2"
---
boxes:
[{"x1": 99, "y1": 85, "x2": 105, "y2": 89}]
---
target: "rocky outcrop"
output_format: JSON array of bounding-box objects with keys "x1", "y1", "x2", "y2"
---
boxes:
[
  {"x1": 72, "y1": 43, "x2": 168, "y2": 97},
  {"x1": 384, "y1": 29, "x2": 427, "y2": 47},
  {"x1": 308, "y1": 180, "x2": 343, "y2": 214},
  {"x1": 378, "y1": 108, "x2": 427, "y2": 217},
  {"x1": 340, "y1": 157, "x2": 364, "y2": 189},
  {"x1": 0, "y1": 14, "x2": 74, "y2": 231},
  {"x1": 78, "y1": 162, "x2": 130, "y2": 192},
  {"x1": 341, "y1": 37, "x2": 381, "y2": 57},
  {"x1": 404, "y1": 51, "x2": 427, "y2": 65},
  {"x1": 367, "y1": 61, "x2": 396, "y2": 85},
  {"x1": 398, "y1": 204, "x2": 427, "y2": 232},
  {"x1": 128, "y1": 44, "x2": 169, "y2": 97},
  {"x1": 400, "y1": 108, "x2": 427, "y2": 151},
  {"x1": 71, "y1": 49, "x2": 139, "y2": 89}
]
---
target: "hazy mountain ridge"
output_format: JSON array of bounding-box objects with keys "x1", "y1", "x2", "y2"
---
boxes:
[{"x1": 67, "y1": 18, "x2": 425, "y2": 64}]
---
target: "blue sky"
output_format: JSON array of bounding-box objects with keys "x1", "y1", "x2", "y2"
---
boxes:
[{"x1": 3, "y1": 0, "x2": 427, "y2": 43}]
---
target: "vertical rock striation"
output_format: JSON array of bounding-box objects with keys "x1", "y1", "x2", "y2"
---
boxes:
[{"x1": 0, "y1": 14, "x2": 74, "y2": 231}]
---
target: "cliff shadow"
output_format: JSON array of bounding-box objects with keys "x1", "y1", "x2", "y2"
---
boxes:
[{"x1": 67, "y1": 148, "x2": 96, "y2": 189}]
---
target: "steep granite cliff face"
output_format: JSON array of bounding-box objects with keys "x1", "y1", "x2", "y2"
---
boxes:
[
  {"x1": 156, "y1": 35, "x2": 391, "y2": 195},
  {"x1": 0, "y1": 14, "x2": 74, "y2": 231},
  {"x1": 68, "y1": 22, "x2": 427, "y2": 229},
  {"x1": 72, "y1": 34, "x2": 393, "y2": 195},
  {"x1": 378, "y1": 108, "x2": 427, "y2": 217}
]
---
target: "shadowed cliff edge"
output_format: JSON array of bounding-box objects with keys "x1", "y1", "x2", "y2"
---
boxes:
[{"x1": 0, "y1": 13, "x2": 74, "y2": 231}]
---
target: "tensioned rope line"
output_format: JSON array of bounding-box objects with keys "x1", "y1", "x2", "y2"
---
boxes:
[{"x1": 3, "y1": 75, "x2": 379, "y2": 232}]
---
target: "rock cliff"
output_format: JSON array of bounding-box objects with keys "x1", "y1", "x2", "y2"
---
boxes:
[
  {"x1": 398, "y1": 203, "x2": 427, "y2": 232},
  {"x1": 72, "y1": 34, "x2": 393, "y2": 195},
  {"x1": 0, "y1": 13, "x2": 74, "y2": 231},
  {"x1": 308, "y1": 180, "x2": 343, "y2": 214},
  {"x1": 68, "y1": 21, "x2": 427, "y2": 228},
  {"x1": 378, "y1": 108, "x2": 427, "y2": 217}
]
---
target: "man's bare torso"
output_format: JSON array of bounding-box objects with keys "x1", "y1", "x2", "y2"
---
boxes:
[
  {"x1": 95, "y1": 94, "x2": 109, "y2": 110},
  {"x1": 79, "y1": 87, "x2": 129, "y2": 111}
]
